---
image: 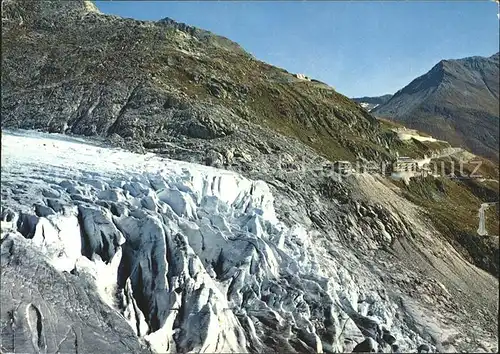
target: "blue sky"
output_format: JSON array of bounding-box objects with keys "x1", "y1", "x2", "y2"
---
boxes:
[{"x1": 95, "y1": 1, "x2": 499, "y2": 97}]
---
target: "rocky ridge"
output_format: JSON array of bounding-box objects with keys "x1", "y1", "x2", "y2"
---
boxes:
[{"x1": 373, "y1": 53, "x2": 500, "y2": 162}]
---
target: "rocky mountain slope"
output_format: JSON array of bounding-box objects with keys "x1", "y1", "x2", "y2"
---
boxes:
[
  {"x1": 352, "y1": 95, "x2": 393, "y2": 112},
  {"x1": 2, "y1": 0, "x2": 401, "y2": 164},
  {"x1": 1, "y1": 0, "x2": 499, "y2": 353},
  {"x1": 373, "y1": 53, "x2": 500, "y2": 162}
]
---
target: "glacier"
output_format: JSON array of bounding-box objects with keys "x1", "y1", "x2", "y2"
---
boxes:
[{"x1": 1, "y1": 130, "x2": 497, "y2": 353}]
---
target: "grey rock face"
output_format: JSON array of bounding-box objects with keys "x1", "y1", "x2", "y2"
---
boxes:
[{"x1": 0, "y1": 233, "x2": 148, "y2": 354}]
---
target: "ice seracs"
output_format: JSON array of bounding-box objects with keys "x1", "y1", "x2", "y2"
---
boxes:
[{"x1": 1, "y1": 130, "x2": 497, "y2": 353}]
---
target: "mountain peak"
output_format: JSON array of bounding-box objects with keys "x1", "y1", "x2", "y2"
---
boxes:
[{"x1": 373, "y1": 53, "x2": 499, "y2": 161}]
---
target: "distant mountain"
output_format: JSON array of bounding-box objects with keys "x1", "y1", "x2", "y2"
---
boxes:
[
  {"x1": 352, "y1": 94, "x2": 392, "y2": 111},
  {"x1": 373, "y1": 53, "x2": 500, "y2": 162}
]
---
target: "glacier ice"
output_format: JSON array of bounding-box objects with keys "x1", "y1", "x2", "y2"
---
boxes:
[{"x1": 1, "y1": 129, "x2": 497, "y2": 353}]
